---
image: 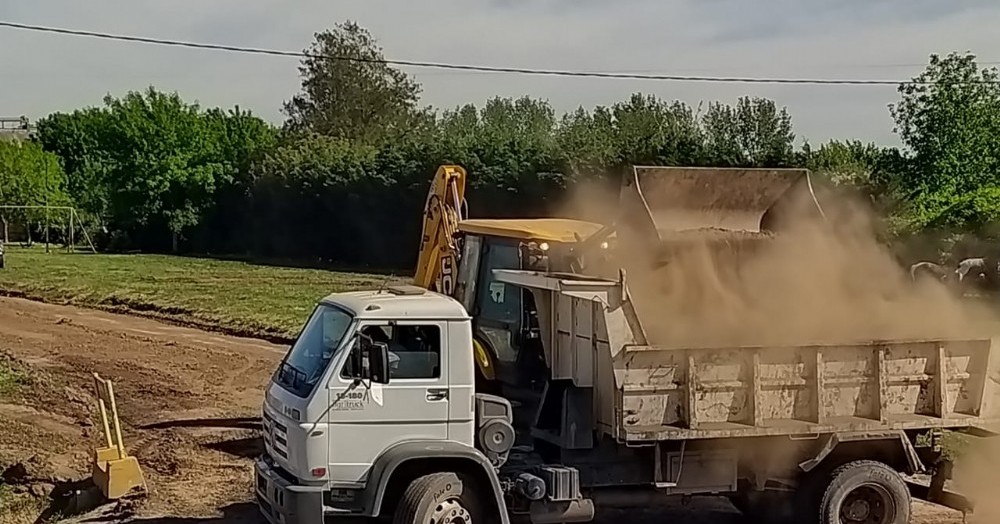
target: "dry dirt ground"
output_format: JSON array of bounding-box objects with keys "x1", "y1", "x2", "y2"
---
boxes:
[{"x1": 0, "y1": 296, "x2": 969, "y2": 524}]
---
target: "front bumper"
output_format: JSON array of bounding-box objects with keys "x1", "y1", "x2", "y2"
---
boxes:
[{"x1": 254, "y1": 456, "x2": 325, "y2": 524}]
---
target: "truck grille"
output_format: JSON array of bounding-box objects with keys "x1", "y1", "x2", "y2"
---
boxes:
[
  {"x1": 257, "y1": 467, "x2": 270, "y2": 490},
  {"x1": 262, "y1": 410, "x2": 289, "y2": 459}
]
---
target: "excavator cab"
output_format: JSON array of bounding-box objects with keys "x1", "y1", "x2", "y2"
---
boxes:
[{"x1": 450, "y1": 219, "x2": 605, "y2": 390}]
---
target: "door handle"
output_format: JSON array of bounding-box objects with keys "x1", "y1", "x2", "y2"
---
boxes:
[{"x1": 426, "y1": 388, "x2": 449, "y2": 401}]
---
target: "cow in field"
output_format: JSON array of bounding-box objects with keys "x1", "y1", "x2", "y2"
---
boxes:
[
  {"x1": 952, "y1": 256, "x2": 1000, "y2": 294},
  {"x1": 955, "y1": 257, "x2": 988, "y2": 282},
  {"x1": 909, "y1": 261, "x2": 949, "y2": 284}
]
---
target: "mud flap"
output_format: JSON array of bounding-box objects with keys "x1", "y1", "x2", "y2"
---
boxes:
[{"x1": 906, "y1": 480, "x2": 974, "y2": 514}]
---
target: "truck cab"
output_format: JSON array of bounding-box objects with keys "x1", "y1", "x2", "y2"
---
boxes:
[{"x1": 255, "y1": 284, "x2": 514, "y2": 524}]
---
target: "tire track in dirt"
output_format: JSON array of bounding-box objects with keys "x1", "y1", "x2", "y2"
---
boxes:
[{"x1": 0, "y1": 296, "x2": 970, "y2": 523}]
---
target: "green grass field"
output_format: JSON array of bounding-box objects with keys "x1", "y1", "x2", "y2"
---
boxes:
[{"x1": 0, "y1": 247, "x2": 404, "y2": 340}]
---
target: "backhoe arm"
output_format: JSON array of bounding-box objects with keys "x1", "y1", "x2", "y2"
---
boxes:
[{"x1": 413, "y1": 165, "x2": 468, "y2": 295}]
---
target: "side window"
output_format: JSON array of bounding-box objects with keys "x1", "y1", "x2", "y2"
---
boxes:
[
  {"x1": 476, "y1": 242, "x2": 522, "y2": 325},
  {"x1": 343, "y1": 324, "x2": 442, "y2": 380},
  {"x1": 455, "y1": 235, "x2": 483, "y2": 312},
  {"x1": 389, "y1": 325, "x2": 441, "y2": 379}
]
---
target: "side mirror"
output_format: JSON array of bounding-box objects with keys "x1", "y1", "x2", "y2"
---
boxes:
[{"x1": 360, "y1": 338, "x2": 391, "y2": 385}]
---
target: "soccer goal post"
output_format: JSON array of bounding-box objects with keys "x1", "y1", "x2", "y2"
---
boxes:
[{"x1": 0, "y1": 205, "x2": 98, "y2": 253}]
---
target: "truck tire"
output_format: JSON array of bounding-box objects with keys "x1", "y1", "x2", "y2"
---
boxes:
[
  {"x1": 393, "y1": 471, "x2": 484, "y2": 524},
  {"x1": 817, "y1": 460, "x2": 910, "y2": 524}
]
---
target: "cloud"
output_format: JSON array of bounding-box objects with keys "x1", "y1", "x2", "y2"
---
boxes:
[{"x1": 0, "y1": 0, "x2": 998, "y2": 145}]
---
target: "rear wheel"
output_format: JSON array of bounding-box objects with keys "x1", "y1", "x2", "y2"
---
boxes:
[
  {"x1": 817, "y1": 460, "x2": 910, "y2": 524},
  {"x1": 393, "y1": 472, "x2": 483, "y2": 524}
]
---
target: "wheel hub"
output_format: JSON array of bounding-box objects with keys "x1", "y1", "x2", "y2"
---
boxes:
[
  {"x1": 430, "y1": 498, "x2": 472, "y2": 524},
  {"x1": 841, "y1": 484, "x2": 894, "y2": 524},
  {"x1": 845, "y1": 498, "x2": 871, "y2": 521}
]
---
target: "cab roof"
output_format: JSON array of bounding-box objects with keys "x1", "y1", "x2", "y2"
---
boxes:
[
  {"x1": 458, "y1": 218, "x2": 606, "y2": 244},
  {"x1": 319, "y1": 285, "x2": 470, "y2": 320}
]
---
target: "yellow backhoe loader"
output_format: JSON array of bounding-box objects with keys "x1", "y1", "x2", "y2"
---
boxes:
[{"x1": 411, "y1": 164, "x2": 826, "y2": 394}]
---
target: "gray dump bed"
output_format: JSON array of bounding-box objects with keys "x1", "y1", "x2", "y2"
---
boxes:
[{"x1": 494, "y1": 269, "x2": 1000, "y2": 444}]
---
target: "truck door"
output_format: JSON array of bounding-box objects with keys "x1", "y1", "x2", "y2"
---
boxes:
[
  {"x1": 474, "y1": 239, "x2": 524, "y2": 384},
  {"x1": 326, "y1": 320, "x2": 451, "y2": 482}
]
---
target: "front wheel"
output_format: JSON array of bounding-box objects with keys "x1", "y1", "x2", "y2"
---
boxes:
[
  {"x1": 393, "y1": 472, "x2": 483, "y2": 524},
  {"x1": 817, "y1": 460, "x2": 910, "y2": 524}
]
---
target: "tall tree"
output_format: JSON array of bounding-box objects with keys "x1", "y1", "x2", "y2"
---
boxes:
[
  {"x1": 196, "y1": 106, "x2": 279, "y2": 253},
  {"x1": 35, "y1": 108, "x2": 114, "y2": 220},
  {"x1": 889, "y1": 52, "x2": 1000, "y2": 232},
  {"x1": 702, "y1": 97, "x2": 795, "y2": 167},
  {"x1": 0, "y1": 140, "x2": 71, "y2": 234},
  {"x1": 283, "y1": 21, "x2": 423, "y2": 144},
  {"x1": 100, "y1": 88, "x2": 229, "y2": 250},
  {"x1": 555, "y1": 106, "x2": 616, "y2": 180},
  {"x1": 607, "y1": 93, "x2": 704, "y2": 167},
  {"x1": 433, "y1": 96, "x2": 564, "y2": 216}
]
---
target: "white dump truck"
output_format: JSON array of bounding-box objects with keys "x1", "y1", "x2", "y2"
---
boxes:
[{"x1": 254, "y1": 271, "x2": 998, "y2": 524}]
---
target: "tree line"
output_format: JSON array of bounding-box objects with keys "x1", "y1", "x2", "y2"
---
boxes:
[{"x1": 3, "y1": 21, "x2": 999, "y2": 268}]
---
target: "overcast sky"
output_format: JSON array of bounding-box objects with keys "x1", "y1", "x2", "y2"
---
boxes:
[{"x1": 2, "y1": 0, "x2": 999, "y2": 146}]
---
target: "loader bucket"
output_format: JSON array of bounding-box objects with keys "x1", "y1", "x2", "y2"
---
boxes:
[
  {"x1": 618, "y1": 166, "x2": 825, "y2": 245},
  {"x1": 92, "y1": 373, "x2": 147, "y2": 500}
]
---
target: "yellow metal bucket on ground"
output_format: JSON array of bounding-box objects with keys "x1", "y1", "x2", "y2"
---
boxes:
[{"x1": 91, "y1": 372, "x2": 146, "y2": 500}]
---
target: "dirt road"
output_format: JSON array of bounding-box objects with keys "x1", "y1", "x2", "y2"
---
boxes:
[{"x1": 0, "y1": 296, "x2": 968, "y2": 523}]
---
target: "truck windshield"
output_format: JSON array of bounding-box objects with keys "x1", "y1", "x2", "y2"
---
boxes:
[{"x1": 274, "y1": 304, "x2": 353, "y2": 398}]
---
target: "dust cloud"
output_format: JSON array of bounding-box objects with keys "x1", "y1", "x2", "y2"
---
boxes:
[
  {"x1": 945, "y1": 433, "x2": 1000, "y2": 522},
  {"x1": 558, "y1": 173, "x2": 991, "y2": 348}
]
